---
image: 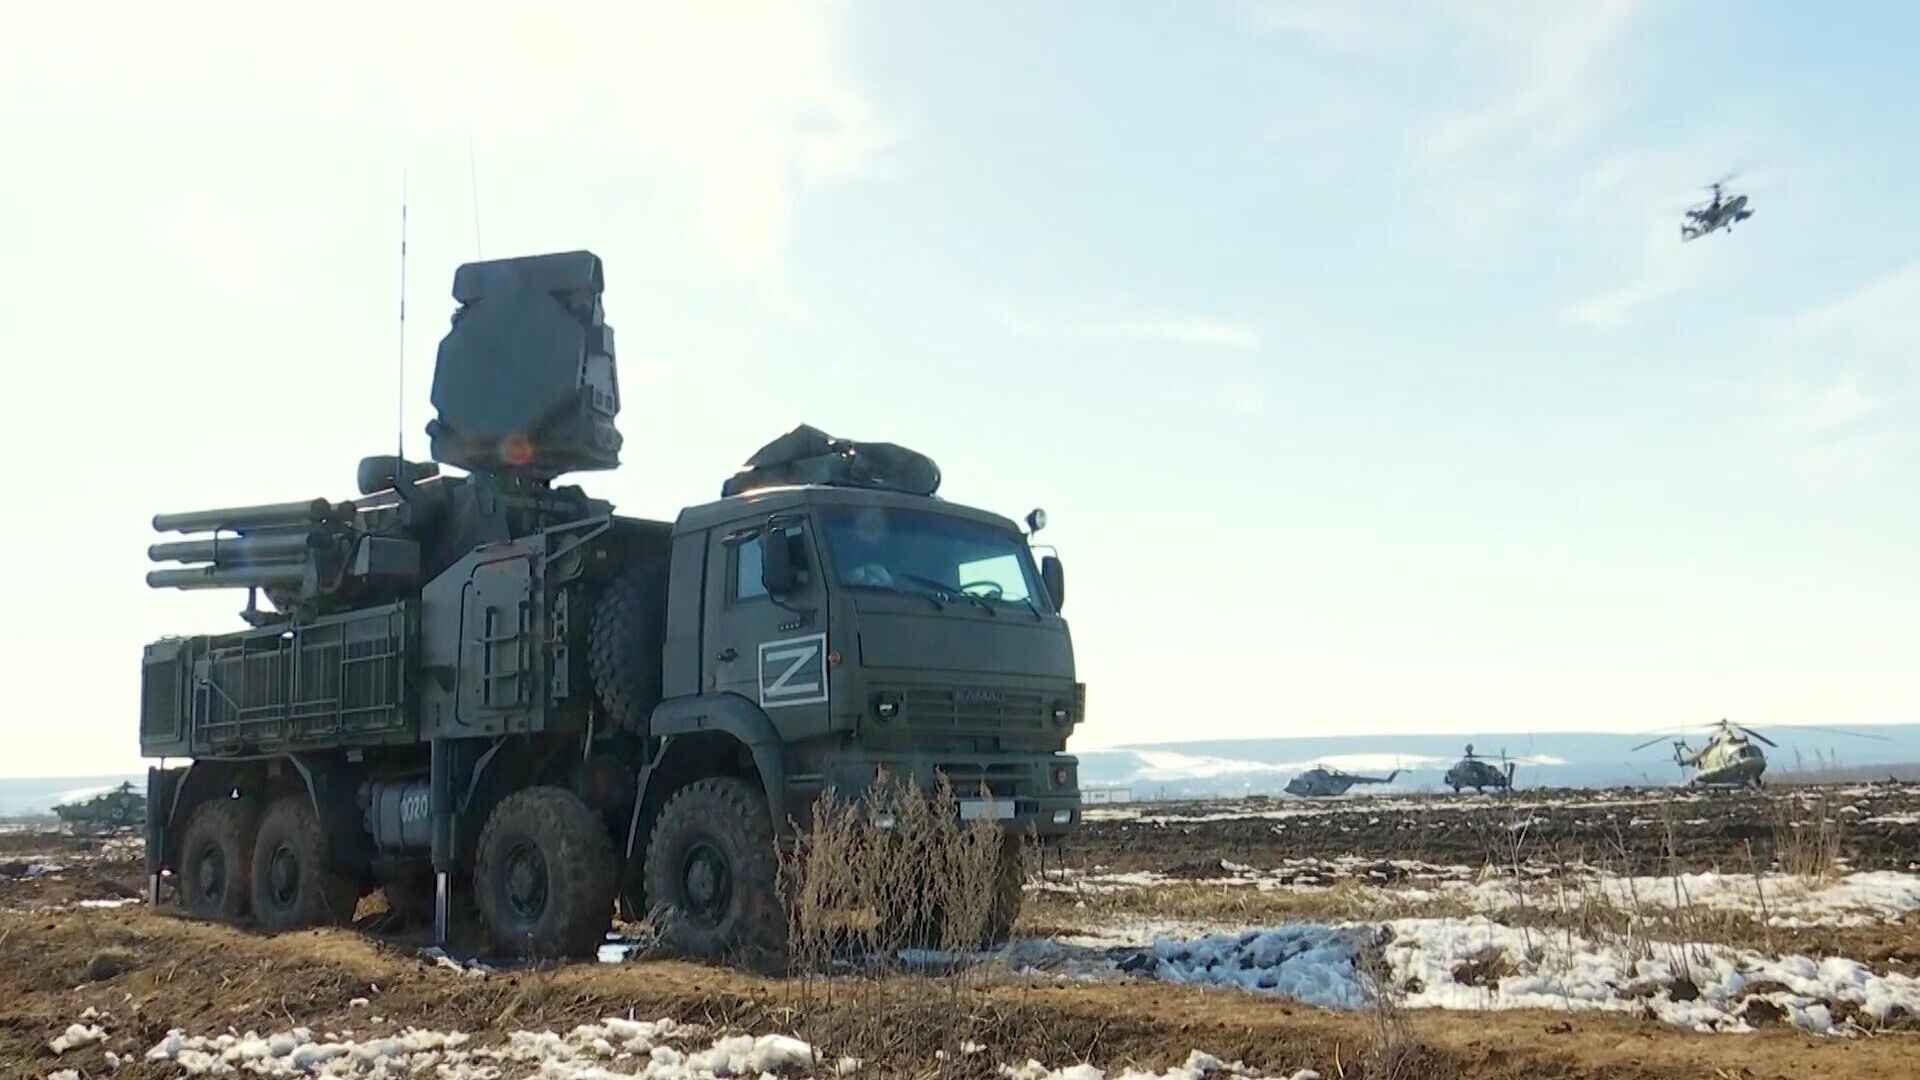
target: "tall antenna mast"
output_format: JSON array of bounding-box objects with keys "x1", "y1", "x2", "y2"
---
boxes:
[
  {"x1": 468, "y1": 139, "x2": 484, "y2": 259},
  {"x1": 397, "y1": 170, "x2": 409, "y2": 461}
]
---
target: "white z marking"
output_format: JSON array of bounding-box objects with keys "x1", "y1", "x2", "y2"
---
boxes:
[{"x1": 758, "y1": 633, "x2": 829, "y2": 707}]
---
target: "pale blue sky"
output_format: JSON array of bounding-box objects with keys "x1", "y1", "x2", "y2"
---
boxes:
[{"x1": 2, "y1": 2, "x2": 1915, "y2": 776}]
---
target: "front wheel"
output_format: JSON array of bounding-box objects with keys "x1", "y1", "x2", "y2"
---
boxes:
[
  {"x1": 644, "y1": 777, "x2": 786, "y2": 962},
  {"x1": 983, "y1": 833, "x2": 1026, "y2": 946},
  {"x1": 474, "y1": 787, "x2": 617, "y2": 958}
]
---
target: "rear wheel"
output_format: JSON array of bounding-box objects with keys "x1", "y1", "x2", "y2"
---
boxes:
[
  {"x1": 474, "y1": 787, "x2": 617, "y2": 958},
  {"x1": 645, "y1": 778, "x2": 785, "y2": 962},
  {"x1": 176, "y1": 798, "x2": 259, "y2": 922},
  {"x1": 251, "y1": 796, "x2": 361, "y2": 929}
]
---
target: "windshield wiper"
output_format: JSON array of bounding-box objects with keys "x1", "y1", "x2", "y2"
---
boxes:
[
  {"x1": 893, "y1": 572, "x2": 996, "y2": 617},
  {"x1": 849, "y1": 581, "x2": 943, "y2": 611}
]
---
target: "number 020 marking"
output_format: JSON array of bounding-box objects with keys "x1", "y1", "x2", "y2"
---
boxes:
[{"x1": 758, "y1": 632, "x2": 829, "y2": 708}]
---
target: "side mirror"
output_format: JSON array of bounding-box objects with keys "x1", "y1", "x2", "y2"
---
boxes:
[
  {"x1": 1040, "y1": 555, "x2": 1065, "y2": 612},
  {"x1": 762, "y1": 527, "x2": 798, "y2": 595}
]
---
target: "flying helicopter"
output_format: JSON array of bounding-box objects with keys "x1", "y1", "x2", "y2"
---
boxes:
[
  {"x1": 1631, "y1": 719, "x2": 1890, "y2": 788},
  {"x1": 1444, "y1": 744, "x2": 1515, "y2": 794},
  {"x1": 1681, "y1": 174, "x2": 1754, "y2": 241},
  {"x1": 1284, "y1": 765, "x2": 1399, "y2": 798}
]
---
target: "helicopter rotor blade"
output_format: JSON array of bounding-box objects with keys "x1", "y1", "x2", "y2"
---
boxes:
[
  {"x1": 1789, "y1": 724, "x2": 1895, "y2": 742},
  {"x1": 1735, "y1": 725, "x2": 1779, "y2": 748},
  {"x1": 1630, "y1": 735, "x2": 1677, "y2": 753}
]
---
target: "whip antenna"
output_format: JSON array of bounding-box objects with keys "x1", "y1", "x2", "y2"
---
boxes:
[
  {"x1": 468, "y1": 139, "x2": 484, "y2": 259},
  {"x1": 397, "y1": 170, "x2": 409, "y2": 461}
]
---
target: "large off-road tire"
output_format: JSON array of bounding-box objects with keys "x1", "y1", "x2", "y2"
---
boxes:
[
  {"x1": 984, "y1": 833, "x2": 1027, "y2": 946},
  {"x1": 250, "y1": 796, "x2": 361, "y2": 930},
  {"x1": 176, "y1": 797, "x2": 259, "y2": 922},
  {"x1": 644, "y1": 777, "x2": 786, "y2": 962},
  {"x1": 589, "y1": 562, "x2": 669, "y2": 733},
  {"x1": 474, "y1": 787, "x2": 618, "y2": 958}
]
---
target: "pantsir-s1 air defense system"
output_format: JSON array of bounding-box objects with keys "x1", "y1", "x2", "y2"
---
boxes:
[{"x1": 140, "y1": 251, "x2": 1082, "y2": 958}]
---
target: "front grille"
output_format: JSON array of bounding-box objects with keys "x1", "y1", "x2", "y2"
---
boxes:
[{"x1": 897, "y1": 685, "x2": 1048, "y2": 732}]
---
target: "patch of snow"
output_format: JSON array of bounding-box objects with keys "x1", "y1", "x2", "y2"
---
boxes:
[
  {"x1": 139, "y1": 1017, "x2": 1311, "y2": 1080},
  {"x1": 1102, "y1": 916, "x2": 1920, "y2": 1035},
  {"x1": 1000, "y1": 1049, "x2": 1314, "y2": 1079},
  {"x1": 49, "y1": 1022, "x2": 107, "y2": 1053},
  {"x1": 418, "y1": 946, "x2": 495, "y2": 978}
]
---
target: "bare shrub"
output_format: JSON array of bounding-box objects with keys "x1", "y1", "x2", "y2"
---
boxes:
[
  {"x1": 1772, "y1": 792, "x2": 1839, "y2": 880},
  {"x1": 1337, "y1": 956, "x2": 1421, "y2": 1080},
  {"x1": 777, "y1": 778, "x2": 1022, "y2": 1075}
]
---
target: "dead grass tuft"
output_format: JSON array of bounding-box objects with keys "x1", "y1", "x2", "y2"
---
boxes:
[{"x1": 776, "y1": 778, "x2": 1027, "y2": 1075}]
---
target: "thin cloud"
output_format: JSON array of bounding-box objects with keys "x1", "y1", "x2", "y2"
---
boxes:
[
  {"x1": 1424, "y1": 0, "x2": 1646, "y2": 161},
  {"x1": 994, "y1": 305, "x2": 1261, "y2": 350},
  {"x1": 1239, "y1": 1, "x2": 1415, "y2": 55},
  {"x1": 1793, "y1": 261, "x2": 1920, "y2": 347}
]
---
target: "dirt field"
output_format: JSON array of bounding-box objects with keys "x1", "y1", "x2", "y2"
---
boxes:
[{"x1": 4, "y1": 783, "x2": 1917, "y2": 1079}]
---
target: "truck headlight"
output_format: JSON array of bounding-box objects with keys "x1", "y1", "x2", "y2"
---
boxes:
[
  {"x1": 1052, "y1": 809, "x2": 1073, "y2": 825},
  {"x1": 872, "y1": 692, "x2": 901, "y2": 721}
]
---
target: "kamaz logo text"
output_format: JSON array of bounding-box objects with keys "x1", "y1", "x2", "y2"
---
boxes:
[{"x1": 954, "y1": 688, "x2": 1004, "y2": 705}]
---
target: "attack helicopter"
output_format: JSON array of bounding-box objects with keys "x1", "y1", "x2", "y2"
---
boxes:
[
  {"x1": 1444, "y1": 744, "x2": 1516, "y2": 793},
  {"x1": 1681, "y1": 174, "x2": 1754, "y2": 241},
  {"x1": 1284, "y1": 766, "x2": 1399, "y2": 798}
]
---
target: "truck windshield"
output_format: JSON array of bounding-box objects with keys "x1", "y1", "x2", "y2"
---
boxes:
[{"x1": 821, "y1": 507, "x2": 1043, "y2": 608}]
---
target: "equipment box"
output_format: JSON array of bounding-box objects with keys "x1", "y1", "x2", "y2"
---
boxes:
[{"x1": 139, "y1": 602, "x2": 416, "y2": 758}]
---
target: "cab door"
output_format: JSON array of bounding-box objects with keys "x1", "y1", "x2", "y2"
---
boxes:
[{"x1": 703, "y1": 515, "x2": 832, "y2": 738}]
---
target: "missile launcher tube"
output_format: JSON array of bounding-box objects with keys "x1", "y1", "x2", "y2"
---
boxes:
[
  {"x1": 147, "y1": 532, "x2": 319, "y2": 565},
  {"x1": 151, "y1": 498, "x2": 334, "y2": 535},
  {"x1": 145, "y1": 563, "x2": 306, "y2": 590}
]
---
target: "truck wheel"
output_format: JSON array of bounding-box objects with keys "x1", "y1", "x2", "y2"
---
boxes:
[
  {"x1": 589, "y1": 562, "x2": 668, "y2": 733},
  {"x1": 176, "y1": 798, "x2": 259, "y2": 922},
  {"x1": 474, "y1": 787, "x2": 617, "y2": 958},
  {"x1": 984, "y1": 834, "x2": 1026, "y2": 946},
  {"x1": 645, "y1": 777, "x2": 785, "y2": 962},
  {"x1": 250, "y1": 796, "x2": 361, "y2": 930}
]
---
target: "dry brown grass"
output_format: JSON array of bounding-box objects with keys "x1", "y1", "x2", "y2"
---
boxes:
[
  {"x1": 776, "y1": 778, "x2": 1029, "y2": 1076},
  {"x1": 1772, "y1": 792, "x2": 1841, "y2": 880},
  {"x1": 1025, "y1": 876, "x2": 1474, "y2": 931}
]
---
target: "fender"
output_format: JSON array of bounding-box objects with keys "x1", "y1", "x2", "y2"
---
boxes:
[
  {"x1": 152, "y1": 754, "x2": 366, "y2": 875},
  {"x1": 643, "y1": 692, "x2": 789, "y2": 832}
]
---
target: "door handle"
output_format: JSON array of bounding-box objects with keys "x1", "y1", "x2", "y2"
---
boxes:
[{"x1": 716, "y1": 647, "x2": 738, "y2": 663}]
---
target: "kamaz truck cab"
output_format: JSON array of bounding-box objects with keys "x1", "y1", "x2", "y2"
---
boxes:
[
  {"x1": 676, "y1": 483, "x2": 1080, "y2": 832},
  {"x1": 139, "y1": 251, "x2": 1081, "y2": 961}
]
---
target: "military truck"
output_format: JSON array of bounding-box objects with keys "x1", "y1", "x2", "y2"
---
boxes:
[{"x1": 139, "y1": 251, "x2": 1081, "y2": 959}]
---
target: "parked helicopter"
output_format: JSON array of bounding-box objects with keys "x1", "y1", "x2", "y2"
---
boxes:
[
  {"x1": 1681, "y1": 175, "x2": 1753, "y2": 241},
  {"x1": 1284, "y1": 765, "x2": 1399, "y2": 798},
  {"x1": 1444, "y1": 745, "x2": 1516, "y2": 793},
  {"x1": 1634, "y1": 720, "x2": 1890, "y2": 787},
  {"x1": 52, "y1": 781, "x2": 146, "y2": 834}
]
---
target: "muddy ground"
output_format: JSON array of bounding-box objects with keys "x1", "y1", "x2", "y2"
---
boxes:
[
  {"x1": 1058, "y1": 783, "x2": 1920, "y2": 877},
  {"x1": 3, "y1": 784, "x2": 1918, "y2": 1079}
]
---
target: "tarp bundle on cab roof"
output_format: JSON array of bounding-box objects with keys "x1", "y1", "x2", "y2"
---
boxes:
[{"x1": 722, "y1": 424, "x2": 941, "y2": 498}]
